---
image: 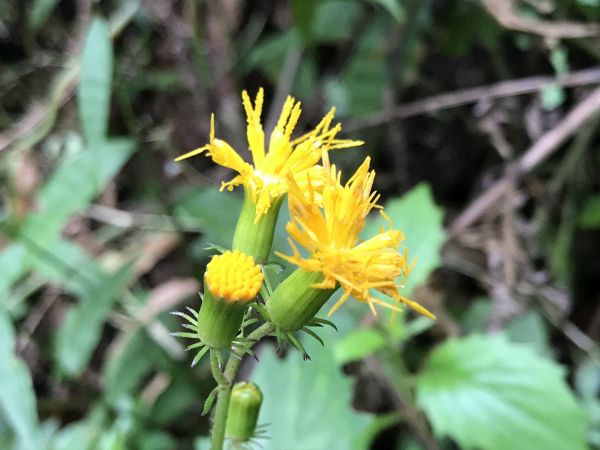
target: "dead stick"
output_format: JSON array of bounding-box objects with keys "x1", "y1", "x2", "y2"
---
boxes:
[
  {"x1": 450, "y1": 85, "x2": 600, "y2": 235},
  {"x1": 344, "y1": 66, "x2": 600, "y2": 132}
]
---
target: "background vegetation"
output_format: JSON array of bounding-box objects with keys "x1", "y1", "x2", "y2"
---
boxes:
[{"x1": 1, "y1": 0, "x2": 600, "y2": 449}]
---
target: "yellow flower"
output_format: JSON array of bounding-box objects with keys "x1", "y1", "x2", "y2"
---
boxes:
[
  {"x1": 277, "y1": 155, "x2": 435, "y2": 319},
  {"x1": 175, "y1": 88, "x2": 362, "y2": 221},
  {"x1": 205, "y1": 250, "x2": 263, "y2": 302}
]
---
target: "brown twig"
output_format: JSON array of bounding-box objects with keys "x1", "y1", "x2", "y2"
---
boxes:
[
  {"x1": 344, "y1": 67, "x2": 600, "y2": 132},
  {"x1": 483, "y1": 0, "x2": 600, "y2": 39},
  {"x1": 450, "y1": 85, "x2": 600, "y2": 235}
]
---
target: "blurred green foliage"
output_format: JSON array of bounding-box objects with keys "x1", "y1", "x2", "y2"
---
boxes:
[{"x1": 1, "y1": 0, "x2": 600, "y2": 449}]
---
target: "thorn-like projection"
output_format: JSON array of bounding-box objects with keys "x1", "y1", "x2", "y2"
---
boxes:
[{"x1": 171, "y1": 306, "x2": 211, "y2": 366}]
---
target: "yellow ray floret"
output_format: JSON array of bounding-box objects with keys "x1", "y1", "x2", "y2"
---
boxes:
[
  {"x1": 205, "y1": 250, "x2": 263, "y2": 302},
  {"x1": 277, "y1": 156, "x2": 435, "y2": 320},
  {"x1": 175, "y1": 88, "x2": 363, "y2": 222}
]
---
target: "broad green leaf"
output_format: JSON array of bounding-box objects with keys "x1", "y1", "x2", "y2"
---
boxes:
[
  {"x1": 334, "y1": 328, "x2": 386, "y2": 363},
  {"x1": 136, "y1": 431, "x2": 177, "y2": 450},
  {"x1": 104, "y1": 329, "x2": 157, "y2": 403},
  {"x1": 311, "y1": 1, "x2": 363, "y2": 43},
  {"x1": 434, "y1": 2, "x2": 502, "y2": 56},
  {"x1": 55, "y1": 261, "x2": 135, "y2": 375},
  {"x1": 78, "y1": 18, "x2": 113, "y2": 141},
  {"x1": 173, "y1": 187, "x2": 242, "y2": 247},
  {"x1": 49, "y1": 415, "x2": 102, "y2": 450},
  {"x1": 363, "y1": 183, "x2": 445, "y2": 296},
  {"x1": 291, "y1": 0, "x2": 322, "y2": 40},
  {"x1": 579, "y1": 196, "x2": 600, "y2": 228},
  {"x1": 0, "y1": 309, "x2": 42, "y2": 450},
  {"x1": 371, "y1": 0, "x2": 404, "y2": 22},
  {"x1": 325, "y1": 21, "x2": 387, "y2": 116},
  {"x1": 416, "y1": 334, "x2": 587, "y2": 450},
  {"x1": 575, "y1": 358, "x2": 600, "y2": 446},
  {"x1": 149, "y1": 369, "x2": 202, "y2": 426},
  {"x1": 252, "y1": 328, "x2": 372, "y2": 449},
  {"x1": 241, "y1": 30, "x2": 316, "y2": 101},
  {"x1": 505, "y1": 311, "x2": 549, "y2": 354},
  {"x1": 28, "y1": 0, "x2": 60, "y2": 32},
  {"x1": 0, "y1": 139, "x2": 135, "y2": 301},
  {"x1": 0, "y1": 244, "x2": 29, "y2": 302}
]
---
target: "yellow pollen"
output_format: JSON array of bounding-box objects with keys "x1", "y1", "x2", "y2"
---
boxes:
[{"x1": 205, "y1": 250, "x2": 264, "y2": 302}]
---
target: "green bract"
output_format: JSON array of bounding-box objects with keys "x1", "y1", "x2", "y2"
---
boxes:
[
  {"x1": 266, "y1": 269, "x2": 336, "y2": 331},
  {"x1": 232, "y1": 190, "x2": 283, "y2": 263},
  {"x1": 197, "y1": 289, "x2": 248, "y2": 349}
]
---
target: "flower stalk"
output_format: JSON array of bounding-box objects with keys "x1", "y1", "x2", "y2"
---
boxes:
[
  {"x1": 209, "y1": 323, "x2": 274, "y2": 450},
  {"x1": 232, "y1": 190, "x2": 282, "y2": 262}
]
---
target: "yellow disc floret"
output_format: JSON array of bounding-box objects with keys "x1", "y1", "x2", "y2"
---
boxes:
[{"x1": 205, "y1": 250, "x2": 263, "y2": 302}]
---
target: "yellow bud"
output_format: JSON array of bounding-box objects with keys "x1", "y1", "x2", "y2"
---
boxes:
[
  {"x1": 197, "y1": 250, "x2": 264, "y2": 348},
  {"x1": 205, "y1": 250, "x2": 263, "y2": 302}
]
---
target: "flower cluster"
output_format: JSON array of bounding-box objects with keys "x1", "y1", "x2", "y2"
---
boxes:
[{"x1": 175, "y1": 88, "x2": 434, "y2": 352}]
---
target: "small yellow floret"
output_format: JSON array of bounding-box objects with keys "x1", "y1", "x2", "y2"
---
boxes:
[{"x1": 205, "y1": 250, "x2": 263, "y2": 302}]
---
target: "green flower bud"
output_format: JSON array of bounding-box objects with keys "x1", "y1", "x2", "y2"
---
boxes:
[
  {"x1": 232, "y1": 189, "x2": 282, "y2": 263},
  {"x1": 266, "y1": 269, "x2": 336, "y2": 331},
  {"x1": 226, "y1": 382, "x2": 263, "y2": 442},
  {"x1": 197, "y1": 251, "x2": 263, "y2": 348}
]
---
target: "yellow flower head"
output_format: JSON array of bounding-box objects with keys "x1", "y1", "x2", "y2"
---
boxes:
[
  {"x1": 277, "y1": 155, "x2": 435, "y2": 319},
  {"x1": 205, "y1": 250, "x2": 263, "y2": 302},
  {"x1": 175, "y1": 88, "x2": 363, "y2": 222}
]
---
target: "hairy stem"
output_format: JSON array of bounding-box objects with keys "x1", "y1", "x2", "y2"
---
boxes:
[{"x1": 210, "y1": 322, "x2": 274, "y2": 450}]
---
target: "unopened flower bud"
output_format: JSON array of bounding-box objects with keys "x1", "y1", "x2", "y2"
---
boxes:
[
  {"x1": 196, "y1": 250, "x2": 263, "y2": 348},
  {"x1": 226, "y1": 382, "x2": 263, "y2": 442}
]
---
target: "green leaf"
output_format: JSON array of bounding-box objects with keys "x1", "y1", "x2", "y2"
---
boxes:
[
  {"x1": 575, "y1": 358, "x2": 600, "y2": 446},
  {"x1": 291, "y1": 0, "x2": 322, "y2": 40},
  {"x1": 311, "y1": 1, "x2": 363, "y2": 43},
  {"x1": 541, "y1": 84, "x2": 565, "y2": 111},
  {"x1": 49, "y1": 411, "x2": 105, "y2": 450},
  {"x1": 371, "y1": 0, "x2": 404, "y2": 22},
  {"x1": 0, "y1": 309, "x2": 42, "y2": 450},
  {"x1": 136, "y1": 431, "x2": 177, "y2": 450},
  {"x1": 252, "y1": 328, "x2": 372, "y2": 449},
  {"x1": 325, "y1": 21, "x2": 387, "y2": 116},
  {"x1": 241, "y1": 30, "x2": 316, "y2": 101},
  {"x1": 104, "y1": 329, "x2": 157, "y2": 403},
  {"x1": 78, "y1": 17, "x2": 113, "y2": 141},
  {"x1": 28, "y1": 0, "x2": 60, "y2": 32},
  {"x1": 173, "y1": 187, "x2": 242, "y2": 251},
  {"x1": 54, "y1": 261, "x2": 135, "y2": 375},
  {"x1": 505, "y1": 311, "x2": 550, "y2": 354},
  {"x1": 363, "y1": 183, "x2": 445, "y2": 296},
  {"x1": 416, "y1": 334, "x2": 587, "y2": 450},
  {"x1": 334, "y1": 328, "x2": 386, "y2": 363},
  {"x1": 0, "y1": 139, "x2": 135, "y2": 301},
  {"x1": 579, "y1": 196, "x2": 600, "y2": 228}
]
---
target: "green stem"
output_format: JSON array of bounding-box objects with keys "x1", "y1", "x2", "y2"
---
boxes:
[
  {"x1": 210, "y1": 323, "x2": 274, "y2": 450},
  {"x1": 210, "y1": 350, "x2": 228, "y2": 386}
]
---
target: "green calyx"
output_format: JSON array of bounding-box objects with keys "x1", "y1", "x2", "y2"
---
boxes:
[
  {"x1": 225, "y1": 382, "x2": 263, "y2": 442},
  {"x1": 232, "y1": 189, "x2": 282, "y2": 263},
  {"x1": 266, "y1": 269, "x2": 336, "y2": 331},
  {"x1": 197, "y1": 288, "x2": 248, "y2": 349}
]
